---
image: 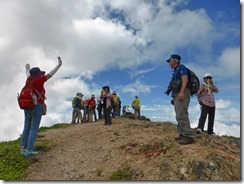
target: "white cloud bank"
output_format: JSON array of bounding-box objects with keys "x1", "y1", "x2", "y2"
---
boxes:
[{"x1": 143, "y1": 98, "x2": 240, "y2": 138}]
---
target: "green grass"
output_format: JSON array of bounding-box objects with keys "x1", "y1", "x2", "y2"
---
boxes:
[
  {"x1": 0, "y1": 138, "x2": 28, "y2": 180},
  {"x1": 0, "y1": 123, "x2": 69, "y2": 180},
  {"x1": 39, "y1": 123, "x2": 70, "y2": 132},
  {"x1": 110, "y1": 165, "x2": 133, "y2": 180}
]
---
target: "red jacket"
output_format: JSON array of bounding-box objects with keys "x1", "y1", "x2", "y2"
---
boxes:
[{"x1": 88, "y1": 98, "x2": 96, "y2": 110}]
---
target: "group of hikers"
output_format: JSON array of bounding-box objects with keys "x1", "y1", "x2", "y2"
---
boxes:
[
  {"x1": 19, "y1": 53, "x2": 218, "y2": 157},
  {"x1": 71, "y1": 90, "x2": 141, "y2": 125}
]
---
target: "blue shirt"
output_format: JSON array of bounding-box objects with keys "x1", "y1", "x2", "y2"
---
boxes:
[{"x1": 173, "y1": 64, "x2": 188, "y2": 81}]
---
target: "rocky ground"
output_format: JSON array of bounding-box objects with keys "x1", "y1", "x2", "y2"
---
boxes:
[{"x1": 26, "y1": 117, "x2": 240, "y2": 181}]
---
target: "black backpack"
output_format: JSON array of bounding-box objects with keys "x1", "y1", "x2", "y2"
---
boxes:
[{"x1": 186, "y1": 68, "x2": 200, "y2": 96}]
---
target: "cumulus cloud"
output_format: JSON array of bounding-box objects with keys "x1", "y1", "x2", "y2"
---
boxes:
[
  {"x1": 142, "y1": 98, "x2": 240, "y2": 138},
  {"x1": 0, "y1": 0, "x2": 240, "y2": 141},
  {"x1": 218, "y1": 47, "x2": 240, "y2": 77}
]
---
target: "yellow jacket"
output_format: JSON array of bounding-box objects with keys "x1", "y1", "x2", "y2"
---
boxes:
[{"x1": 132, "y1": 98, "x2": 140, "y2": 108}]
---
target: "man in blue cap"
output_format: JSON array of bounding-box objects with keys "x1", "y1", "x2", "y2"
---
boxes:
[{"x1": 166, "y1": 54, "x2": 195, "y2": 144}]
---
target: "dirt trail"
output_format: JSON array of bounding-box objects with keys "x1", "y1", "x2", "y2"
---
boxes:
[{"x1": 26, "y1": 118, "x2": 165, "y2": 180}]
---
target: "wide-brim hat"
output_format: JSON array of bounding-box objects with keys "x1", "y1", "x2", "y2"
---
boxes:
[{"x1": 29, "y1": 67, "x2": 45, "y2": 79}]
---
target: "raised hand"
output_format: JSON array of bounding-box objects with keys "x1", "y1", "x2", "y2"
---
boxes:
[
  {"x1": 25, "y1": 63, "x2": 30, "y2": 70},
  {"x1": 57, "y1": 56, "x2": 62, "y2": 66}
]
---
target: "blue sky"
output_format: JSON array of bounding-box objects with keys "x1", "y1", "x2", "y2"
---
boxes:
[{"x1": 0, "y1": 0, "x2": 241, "y2": 142}]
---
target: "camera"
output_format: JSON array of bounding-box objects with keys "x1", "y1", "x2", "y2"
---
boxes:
[
  {"x1": 164, "y1": 88, "x2": 172, "y2": 96},
  {"x1": 165, "y1": 80, "x2": 172, "y2": 96}
]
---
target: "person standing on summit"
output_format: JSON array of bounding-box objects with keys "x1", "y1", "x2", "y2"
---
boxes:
[
  {"x1": 131, "y1": 96, "x2": 141, "y2": 119},
  {"x1": 20, "y1": 57, "x2": 62, "y2": 156},
  {"x1": 196, "y1": 73, "x2": 219, "y2": 135},
  {"x1": 100, "y1": 86, "x2": 113, "y2": 125},
  {"x1": 166, "y1": 54, "x2": 195, "y2": 145}
]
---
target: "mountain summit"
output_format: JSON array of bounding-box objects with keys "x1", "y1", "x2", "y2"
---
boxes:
[{"x1": 26, "y1": 117, "x2": 240, "y2": 180}]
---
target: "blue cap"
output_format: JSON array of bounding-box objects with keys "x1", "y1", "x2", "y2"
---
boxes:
[{"x1": 166, "y1": 54, "x2": 181, "y2": 62}]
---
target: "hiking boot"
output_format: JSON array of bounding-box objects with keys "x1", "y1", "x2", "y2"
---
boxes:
[
  {"x1": 23, "y1": 150, "x2": 38, "y2": 157},
  {"x1": 196, "y1": 128, "x2": 202, "y2": 134},
  {"x1": 174, "y1": 134, "x2": 183, "y2": 141},
  {"x1": 177, "y1": 136, "x2": 194, "y2": 145}
]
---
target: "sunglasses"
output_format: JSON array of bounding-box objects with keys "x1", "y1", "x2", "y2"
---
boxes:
[{"x1": 205, "y1": 76, "x2": 212, "y2": 79}]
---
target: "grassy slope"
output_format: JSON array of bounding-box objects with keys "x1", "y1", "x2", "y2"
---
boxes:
[{"x1": 0, "y1": 123, "x2": 69, "y2": 180}]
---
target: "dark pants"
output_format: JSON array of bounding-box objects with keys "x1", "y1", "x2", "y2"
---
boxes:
[
  {"x1": 104, "y1": 107, "x2": 112, "y2": 125},
  {"x1": 197, "y1": 104, "x2": 215, "y2": 134}
]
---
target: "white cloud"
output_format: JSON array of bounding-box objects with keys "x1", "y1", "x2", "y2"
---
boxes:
[
  {"x1": 141, "y1": 98, "x2": 240, "y2": 138},
  {"x1": 0, "y1": 0, "x2": 240, "y2": 141},
  {"x1": 215, "y1": 99, "x2": 231, "y2": 109},
  {"x1": 218, "y1": 47, "x2": 240, "y2": 77},
  {"x1": 121, "y1": 80, "x2": 155, "y2": 95}
]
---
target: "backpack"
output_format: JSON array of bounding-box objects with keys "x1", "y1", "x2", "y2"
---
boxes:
[
  {"x1": 89, "y1": 99, "x2": 96, "y2": 110},
  {"x1": 73, "y1": 97, "x2": 82, "y2": 109},
  {"x1": 112, "y1": 95, "x2": 119, "y2": 106},
  {"x1": 186, "y1": 68, "x2": 200, "y2": 96},
  {"x1": 17, "y1": 79, "x2": 37, "y2": 110}
]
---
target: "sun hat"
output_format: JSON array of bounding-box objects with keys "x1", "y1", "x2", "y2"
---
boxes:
[
  {"x1": 28, "y1": 67, "x2": 45, "y2": 79},
  {"x1": 203, "y1": 73, "x2": 212, "y2": 78}
]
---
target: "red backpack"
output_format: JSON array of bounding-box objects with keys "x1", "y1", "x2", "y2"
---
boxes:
[
  {"x1": 17, "y1": 79, "x2": 37, "y2": 110},
  {"x1": 89, "y1": 99, "x2": 96, "y2": 110}
]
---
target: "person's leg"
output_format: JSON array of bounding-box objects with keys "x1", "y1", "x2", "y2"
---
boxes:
[
  {"x1": 197, "y1": 104, "x2": 208, "y2": 132},
  {"x1": 174, "y1": 89, "x2": 194, "y2": 138},
  {"x1": 112, "y1": 106, "x2": 116, "y2": 118},
  {"x1": 107, "y1": 107, "x2": 112, "y2": 125},
  {"x1": 27, "y1": 104, "x2": 44, "y2": 152},
  {"x1": 207, "y1": 106, "x2": 216, "y2": 134},
  {"x1": 83, "y1": 109, "x2": 87, "y2": 122},
  {"x1": 21, "y1": 109, "x2": 33, "y2": 149},
  {"x1": 76, "y1": 109, "x2": 82, "y2": 123},
  {"x1": 71, "y1": 108, "x2": 76, "y2": 123},
  {"x1": 138, "y1": 108, "x2": 141, "y2": 119},
  {"x1": 103, "y1": 107, "x2": 108, "y2": 125},
  {"x1": 134, "y1": 108, "x2": 137, "y2": 119},
  {"x1": 94, "y1": 109, "x2": 97, "y2": 121}
]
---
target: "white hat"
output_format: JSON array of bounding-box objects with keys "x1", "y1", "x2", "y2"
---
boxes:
[{"x1": 203, "y1": 73, "x2": 212, "y2": 78}]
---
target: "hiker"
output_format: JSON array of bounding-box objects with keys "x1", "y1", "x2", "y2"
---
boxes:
[
  {"x1": 83, "y1": 97, "x2": 89, "y2": 123},
  {"x1": 122, "y1": 105, "x2": 129, "y2": 116},
  {"x1": 131, "y1": 96, "x2": 141, "y2": 119},
  {"x1": 112, "y1": 91, "x2": 120, "y2": 118},
  {"x1": 97, "y1": 98, "x2": 103, "y2": 119},
  {"x1": 71, "y1": 93, "x2": 83, "y2": 124},
  {"x1": 20, "y1": 56, "x2": 62, "y2": 156},
  {"x1": 100, "y1": 86, "x2": 113, "y2": 125},
  {"x1": 196, "y1": 73, "x2": 219, "y2": 135},
  {"x1": 166, "y1": 54, "x2": 195, "y2": 145},
  {"x1": 88, "y1": 95, "x2": 97, "y2": 122}
]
